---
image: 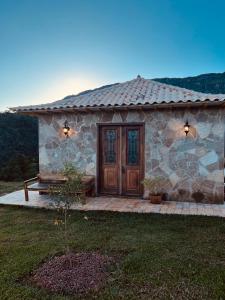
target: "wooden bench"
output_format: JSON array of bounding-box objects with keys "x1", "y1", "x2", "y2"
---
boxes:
[{"x1": 24, "y1": 174, "x2": 95, "y2": 201}]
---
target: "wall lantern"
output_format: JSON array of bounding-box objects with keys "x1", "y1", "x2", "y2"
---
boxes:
[
  {"x1": 63, "y1": 120, "x2": 70, "y2": 137},
  {"x1": 184, "y1": 121, "x2": 190, "y2": 136}
]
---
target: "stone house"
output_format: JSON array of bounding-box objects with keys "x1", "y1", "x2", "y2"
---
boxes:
[{"x1": 12, "y1": 76, "x2": 225, "y2": 204}]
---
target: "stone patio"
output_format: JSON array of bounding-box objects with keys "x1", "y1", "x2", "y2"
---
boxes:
[{"x1": 0, "y1": 189, "x2": 225, "y2": 217}]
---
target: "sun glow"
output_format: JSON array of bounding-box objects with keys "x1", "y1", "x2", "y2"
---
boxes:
[{"x1": 32, "y1": 76, "x2": 105, "y2": 105}]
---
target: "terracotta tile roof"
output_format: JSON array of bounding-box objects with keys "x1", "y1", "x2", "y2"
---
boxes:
[{"x1": 11, "y1": 76, "x2": 225, "y2": 112}]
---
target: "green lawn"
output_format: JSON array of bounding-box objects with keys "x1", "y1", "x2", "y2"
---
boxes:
[
  {"x1": 0, "y1": 181, "x2": 23, "y2": 196},
  {"x1": 0, "y1": 206, "x2": 225, "y2": 300}
]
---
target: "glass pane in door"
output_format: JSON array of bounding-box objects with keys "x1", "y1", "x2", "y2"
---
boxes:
[
  {"x1": 127, "y1": 129, "x2": 139, "y2": 165},
  {"x1": 104, "y1": 129, "x2": 116, "y2": 163}
]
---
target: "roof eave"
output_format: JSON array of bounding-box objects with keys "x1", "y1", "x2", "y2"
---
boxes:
[{"x1": 11, "y1": 100, "x2": 225, "y2": 116}]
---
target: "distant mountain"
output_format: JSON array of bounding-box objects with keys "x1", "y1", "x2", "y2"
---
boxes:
[{"x1": 154, "y1": 72, "x2": 225, "y2": 94}]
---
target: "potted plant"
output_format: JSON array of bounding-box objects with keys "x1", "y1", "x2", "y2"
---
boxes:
[{"x1": 142, "y1": 176, "x2": 165, "y2": 204}]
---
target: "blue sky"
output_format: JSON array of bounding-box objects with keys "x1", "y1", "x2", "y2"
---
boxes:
[{"x1": 0, "y1": 0, "x2": 225, "y2": 111}]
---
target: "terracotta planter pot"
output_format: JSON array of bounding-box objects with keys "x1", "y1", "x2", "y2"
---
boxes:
[{"x1": 150, "y1": 194, "x2": 162, "y2": 204}]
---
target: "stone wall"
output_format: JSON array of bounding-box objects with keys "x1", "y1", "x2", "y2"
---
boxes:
[{"x1": 38, "y1": 107, "x2": 224, "y2": 204}]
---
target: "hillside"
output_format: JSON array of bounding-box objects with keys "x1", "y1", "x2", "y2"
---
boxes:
[
  {"x1": 0, "y1": 113, "x2": 38, "y2": 181},
  {"x1": 154, "y1": 72, "x2": 225, "y2": 94}
]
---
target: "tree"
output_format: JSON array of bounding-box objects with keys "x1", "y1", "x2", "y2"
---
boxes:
[{"x1": 49, "y1": 163, "x2": 85, "y2": 253}]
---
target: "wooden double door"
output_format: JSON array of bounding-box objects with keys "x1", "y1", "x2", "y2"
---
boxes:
[{"x1": 98, "y1": 124, "x2": 144, "y2": 196}]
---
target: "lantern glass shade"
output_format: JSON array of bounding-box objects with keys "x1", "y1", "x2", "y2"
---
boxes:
[
  {"x1": 184, "y1": 121, "x2": 190, "y2": 136},
  {"x1": 63, "y1": 121, "x2": 70, "y2": 137},
  {"x1": 63, "y1": 127, "x2": 69, "y2": 134}
]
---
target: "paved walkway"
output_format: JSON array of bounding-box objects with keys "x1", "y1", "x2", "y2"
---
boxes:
[{"x1": 0, "y1": 189, "x2": 225, "y2": 217}]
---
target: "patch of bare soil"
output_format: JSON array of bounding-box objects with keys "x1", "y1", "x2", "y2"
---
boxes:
[{"x1": 31, "y1": 252, "x2": 115, "y2": 295}]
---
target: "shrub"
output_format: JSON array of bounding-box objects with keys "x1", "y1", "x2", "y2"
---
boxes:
[{"x1": 142, "y1": 176, "x2": 166, "y2": 195}]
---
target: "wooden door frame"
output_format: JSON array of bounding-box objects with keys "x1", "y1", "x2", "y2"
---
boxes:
[{"x1": 96, "y1": 122, "x2": 145, "y2": 196}]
